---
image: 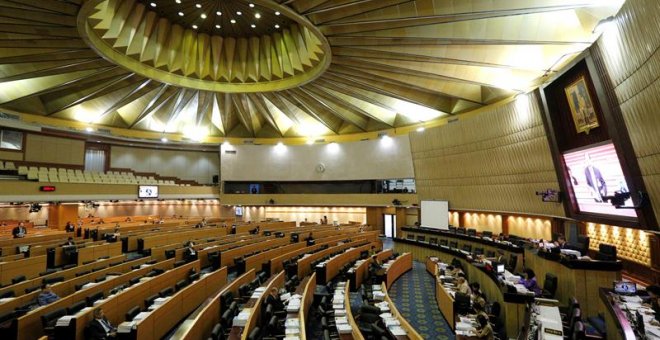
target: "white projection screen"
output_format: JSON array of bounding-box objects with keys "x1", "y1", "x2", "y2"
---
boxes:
[{"x1": 420, "y1": 200, "x2": 449, "y2": 230}]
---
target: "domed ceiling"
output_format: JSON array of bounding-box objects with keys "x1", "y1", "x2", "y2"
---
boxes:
[{"x1": 0, "y1": 0, "x2": 624, "y2": 142}]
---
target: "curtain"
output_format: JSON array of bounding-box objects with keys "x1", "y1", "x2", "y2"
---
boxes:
[{"x1": 85, "y1": 149, "x2": 106, "y2": 172}]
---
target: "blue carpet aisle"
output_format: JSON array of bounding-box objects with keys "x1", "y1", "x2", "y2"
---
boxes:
[{"x1": 388, "y1": 260, "x2": 455, "y2": 340}]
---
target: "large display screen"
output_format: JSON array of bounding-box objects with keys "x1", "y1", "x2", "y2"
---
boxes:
[
  {"x1": 420, "y1": 200, "x2": 449, "y2": 230},
  {"x1": 138, "y1": 185, "x2": 159, "y2": 199},
  {"x1": 562, "y1": 142, "x2": 636, "y2": 218}
]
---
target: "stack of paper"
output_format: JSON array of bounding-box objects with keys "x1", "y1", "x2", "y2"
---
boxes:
[
  {"x1": 388, "y1": 325, "x2": 407, "y2": 335},
  {"x1": 55, "y1": 315, "x2": 74, "y2": 327},
  {"x1": 233, "y1": 310, "x2": 251, "y2": 327},
  {"x1": 337, "y1": 323, "x2": 353, "y2": 334}
]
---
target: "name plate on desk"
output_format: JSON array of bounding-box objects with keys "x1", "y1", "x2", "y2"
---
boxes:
[{"x1": 544, "y1": 328, "x2": 562, "y2": 336}]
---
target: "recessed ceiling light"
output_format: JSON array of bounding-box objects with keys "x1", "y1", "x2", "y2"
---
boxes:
[
  {"x1": 236, "y1": 11, "x2": 242, "y2": 15},
  {"x1": 254, "y1": 13, "x2": 261, "y2": 19},
  {"x1": 216, "y1": 11, "x2": 221, "y2": 16},
  {"x1": 230, "y1": 19, "x2": 236, "y2": 24},
  {"x1": 275, "y1": 11, "x2": 280, "y2": 16},
  {"x1": 215, "y1": 24, "x2": 221, "y2": 28},
  {"x1": 178, "y1": 11, "x2": 184, "y2": 16},
  {"x1": 192, "y1": 24, "x2": 198, "y2": 29},
  {"x1": 195, "y1": 3, "x2": 202, "y2": 8},
  {"x1": 200, "y1": 13, "x2": 207, "y2": 19},
  {"x1": 251, "y1": 24, "x2": 256, "y2": 28},
  {"x1": 175, "y1": 0, "x2": 181, "y2": 3},
  {"x1": 249, "y1": 3, "x2": 255, "y2": 8},
  {"x1": 274, "y1": 24, "x2": 280, "y2": 29},
  {"x1": 150, "y1": 2, "x2": 156, "y2": 7}
]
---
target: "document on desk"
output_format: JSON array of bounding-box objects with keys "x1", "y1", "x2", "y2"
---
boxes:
[
  {"x1": 388, "y1": 325, "x2": 407, "y2": 335},
  {"x1": 337, "y1": 323, "x2": 353, "y2": 334}
]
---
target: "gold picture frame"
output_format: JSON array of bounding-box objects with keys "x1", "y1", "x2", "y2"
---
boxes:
[{"x1": 565, "y1": 76, "x2": 599, "y2": 134}]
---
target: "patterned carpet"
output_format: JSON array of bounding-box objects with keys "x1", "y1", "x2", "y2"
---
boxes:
[{"x1": 388, "y1": 260, "x2": 455, "y2": 339}]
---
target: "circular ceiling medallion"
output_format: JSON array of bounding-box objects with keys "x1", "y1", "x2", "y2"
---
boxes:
[{"x1": 77, "y1": 0, "x2": 331, "y2": 93}]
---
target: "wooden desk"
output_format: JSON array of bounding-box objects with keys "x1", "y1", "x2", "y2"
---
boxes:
[
  {"x1": 599, "y1": 288, "x2": 638, "y2": 340},
  {"x1": 426, "y1": 257, "x2": 455, "y2": 329},
  {"x1": 0, "y1": 255, "x2": 46, "y2": 286},
  {"x1": 131, "y1": 267, "x2": 228, "y2": 340},
  {"x1": 171, "y1": 269, "x2": 257, "y2": 340},
  {"x1": 138, "y1": 227, "x2": 228, "y2": 252},
  {"x1": 384, "y1": 253, "x2": 412, "y2": 289},
  {"x1": 341, "y1": 280, "x2": 365, "y2": 340},
  {"x1": 381, "y1": 283, "x2": 423, "y2": 340},
  {"x1": 318, "y1": 243, "x2": 375, "y2": 285},
  {"x1": 298, "y1": 273, "x2": 316, "y2": 340},
  {"x1": 525, "y1": 248, "x2": 622, "y2": 318},
  {"x1": 76, "y1": 242, "x2": 122, "y2": 266},
  {"x1": 228, "y1": 271, "x2": 286, "y2": 340}
]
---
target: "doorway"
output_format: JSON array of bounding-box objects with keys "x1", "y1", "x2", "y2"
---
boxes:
[{"x1": 384, "y1": 214, "x2": 397, "y2": 238}]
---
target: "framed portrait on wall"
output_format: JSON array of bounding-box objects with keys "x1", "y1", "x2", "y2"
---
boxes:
[{"x1": 564, "y1": 76, "x2": 599, "y2": 134}]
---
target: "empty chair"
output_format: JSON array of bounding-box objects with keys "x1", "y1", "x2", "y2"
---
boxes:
[
  {"x1": 247, "y1": 326, "x2": 260, "y2": 340},
  {"x1": 125, "y1": 306, "x2": 141, "y2": 321},
  {"x1": 86, "y1": 291, "x2": 104, "y2": 306},
  {"x1": 542, "y1": 273, "x2": 558, "y2": 299},
  {"x1": 159, "y1": 287, "x2": 175, "y2": 298},
  {"x1": 596, "y1": 244, "x2": 617, "y2": 261},
  {"x1": 12, "y1": 275, "x2": 26, "y2": 284},
  {"x1": 67, "y1": 300, "x2": 87, "y2": 315},
  {"x1": 0, "y1": 290, "x2": 15, "y2": 299},
  {"x1": 467, "y1": 228, "x2": 477, "y2": 236},
  {"x1": 144, "y1": 294, "x2": 158, "y2": 307},
  {"x1": 41, "y1": 308, "x2": 67, "y2": 335},
  {"x1": 416, "y1": 235, "x2": 425, "y2": 242},
  {"x1": 175, "y1": 279, "x2": 188, "y2": 291}
]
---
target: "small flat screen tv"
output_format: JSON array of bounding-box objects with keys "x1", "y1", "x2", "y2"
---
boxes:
[
  {"x1": 235, "y1": 206, "x2": 243, "y2": 216},
  {"x1": 138, "y1": 185, "x2": 159, "y2": 199},
  {"x1": 562, "y1": 142, "x2": 636, "y2": 218}
]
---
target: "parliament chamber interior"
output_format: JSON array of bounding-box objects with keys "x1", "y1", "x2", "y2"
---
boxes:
[{"x1": 0, "y1": 0, "x2": 658, "y2": 339}]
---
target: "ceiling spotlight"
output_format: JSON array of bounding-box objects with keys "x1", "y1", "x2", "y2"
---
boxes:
[
  {"x1": 175, "y1": 0, "x2": 181, "y2": 3},
  {"x1": 254, "y1": 13, "x2": 261, "y2": 19},
  {"x1": 230, "y1": 19, "x2": 236, "y2": 24},
  {"x1": 416, "y1": 126, "x2": 425, "y2": 132},
  {"x1": 236, "y1": 11, "x2": 242, "y2": 15},
  {"x1": 85, "y1": 127, "x2": 94, "y2": 132},
  {"x1": 251, "y1": 24, "x2": 256, "y2": 28},
  {"x1": 275, "y1": 11, "x2": 280, "y2": 16},
  {"x1": 150, "y1": 2, "x2": 156, "y2": 7},
  {"x1": 200, "y1": 13, "x2": 207, "y2": 19},
  {"x1": 216, "y1": 11, "x2": 221, "y2": 16},
  {"x1": 249, "y1": 3, "x2": 255, "y2": 8},
  {"x1": 192, "y1": 24, "x2": 198, "y2": 29},
  {"x1": 215, "y1": 24, "x2": 221, "y2": 28},
  {"x1": 161, "y1": 137, "x2": 168, "y2": 142},
  {"x1": 195, "y1": 3, "x2": 202, "y2": 8},
  {"x1": 178, "y1": 11, "x2": 184, "y2": 16},
  {"x1": 274, "y1": 24, "x2": 280, "y2": 29}
]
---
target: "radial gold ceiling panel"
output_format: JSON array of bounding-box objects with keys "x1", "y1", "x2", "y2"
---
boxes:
[{"x1": 0, "y1": 0, "x2": 626, "y2": 141}]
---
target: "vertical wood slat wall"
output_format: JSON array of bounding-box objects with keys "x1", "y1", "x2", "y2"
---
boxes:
[
  {"x1": 593, "y1": 0, "x2": 660, "y2": 226},
  {"x1": 409, "y1": 91, "x2": 564, "y2": 217}
]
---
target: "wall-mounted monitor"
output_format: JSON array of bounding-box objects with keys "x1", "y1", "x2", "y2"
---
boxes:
[
  {"x1": 562, "y1": 142, "x2": 636, "y2": 218},
  {"x1": 138, "y1": 185, "x2": 159, "y2": 199},
  {"x1": 248, "y1": 184, "x2": 260, "y2": 194},
  {"x1": 235, "y1": 206, "x2": 243, "y2": 216}
]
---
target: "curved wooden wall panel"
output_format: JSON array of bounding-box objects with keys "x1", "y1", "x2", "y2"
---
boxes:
[
  {"x1": 593, "y1": 0, "x2": 660, "y2": 224},
  {"x1": 409, "y1": 92, "x2": 564, "y2": 217}
]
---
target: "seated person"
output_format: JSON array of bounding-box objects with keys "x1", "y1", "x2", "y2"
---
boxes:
[
  {"x1": 474, "y1": 314, "x2": 494, "y2": 340},
  {"x1": 518, "y1": 269, "x2": 541, "y2": 296},
  {"x1": 265, "y1": 287, "x2": 285, "y2": 311},
  {"x1": 447, "y1": 264, "x2": 464, "y2": 277},
  {"x1": 470, "y1": 282, "x2": 486, "y2": 301},
  {"x1": 201, "y1": 218, "x2": 207, "y2": 227},
  {"x1": 305, "y1": 232, "x2": 315, "y2": 246},
  {"x1": 12, "y1": 222, "x2": 27, "y2": 238},
  {"x1": 37, "y1": 284, "x2": 60, "y2": 306},
  {"x1": 456, "y1": 276, "x2": 472, "y2": 295},
  {"x1": 107, "y1": 226, "x2": 120, "y2": 242},
  {"x1": 251, "y1": 226, "x2": 260, "y2": 235},
  {"x1": 472, "y1": 297, "x2": 488, "y2": 320},
  {"x1": 87, "y1": 308, "x2": 117, "y2": 339},
  {"x1": 65, "y1": 221, "x2": 75, "y2": 233},
  {"x1": 183, "y1": 241, "x2": 197, "y2": 261},
  {"x1": 488, "y1": 302, "x2": 506, "y2": 338},
  {"x1": 555, "y1": 235, "x2": 568, "y2": 249},
  {"x1": 63, "y1": 237, "x2": 76, "y2": 247}
]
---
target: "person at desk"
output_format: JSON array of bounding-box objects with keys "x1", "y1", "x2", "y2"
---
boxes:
[
  {"x1": 63, "y1": 237, "x2": 76, "y2": 247},
  {"x1": 470, "y1": 282, "x2": 486, "y2": 301},
  {"x1": 474, "y1": 314, "x2": 494, "y2": 340},
  {"x1": 184, "y1": 241, "x2": 197, "y2": 262},
  {"x1": 65, "y1": 221, "x2": 75, "y2": 233},
  {"x1": 37, "y1": 284, "x2": 60, "y2": 306},
  {"x1": 265, "y1": 287, "x2": 285, "y2": 311},
  {"x1": 456, "y1": 275, "x2": 472, "y2": 295},
  {"x1": 554, "y1": 235, "x2": 568, "y2": 249},
  {"x1": 12, "y1": 222, "x2": 27, "y2": 238},
  {"x1": 87, "y1": 308, "x2": 117, "y2": 339},
  {"x1": 305, "y1": 232, "x2": 315, "y2": 246},
  {"x1": 519, "y1": 269, "x2": 541, "y2": 296}
]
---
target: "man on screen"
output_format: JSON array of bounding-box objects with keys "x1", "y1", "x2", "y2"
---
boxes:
[{"x1": 583, "y1": 153, "x2": 607, "y2": 202}]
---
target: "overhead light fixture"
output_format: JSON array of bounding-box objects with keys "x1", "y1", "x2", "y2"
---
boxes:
[
  {"x1": 416, "y1": 126, "x2": 425, "y2": 132},
  {"x1": 195, "y1": 3, "x2": 202, "y2": 8},
  {"x1": 236, "y1": 11, "x2": 242, "y2": 15},
  {"x1": 178, "y1": 11, "x2": 184, "y2": 16},
  {"x1": 161, "y1": 137, "x2": 168, "y2": 143},
  {"x1": 215, "y1": 24, "x2": 221, "y2": 29},
  {"x1": 275, "y1": 11, "x2": 280, "y2": 16},
  {"x1": 175, "y1": 0, "x2": 181, "y2": 3},
  {"x1": 249, "y1": 3, "x2": 255, "y2": 8},
  {"x1": 216, "y1": 11, "x2": 221, "y2": 16},
  {"x1": 85, "y1": 127, "x2": 94, "y2": 132},
  {"x1": 251, "y1": 24, "x2": 256, "y2": 28},
  {"x1": 274, "y1": 24, "x2": 280, "y2": 29},
  {"x1": 593, "y1": 15, "x2": 616, "y2": 34},
  {"x1": 230, "y1": 19, "x2": 236, "y2": 24},
  {"x1": 150, "y1": 2, "x2": 156, "y2": 7},
  {"x1": 254, "y1": 13, "x2": 261, "y2": 19},
  {"x1": 192, "y1": 24, "x2": 198, "y2": 29},
  {"x1": 200, "y1": 13, "x2": 207, "y2": 19}
]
